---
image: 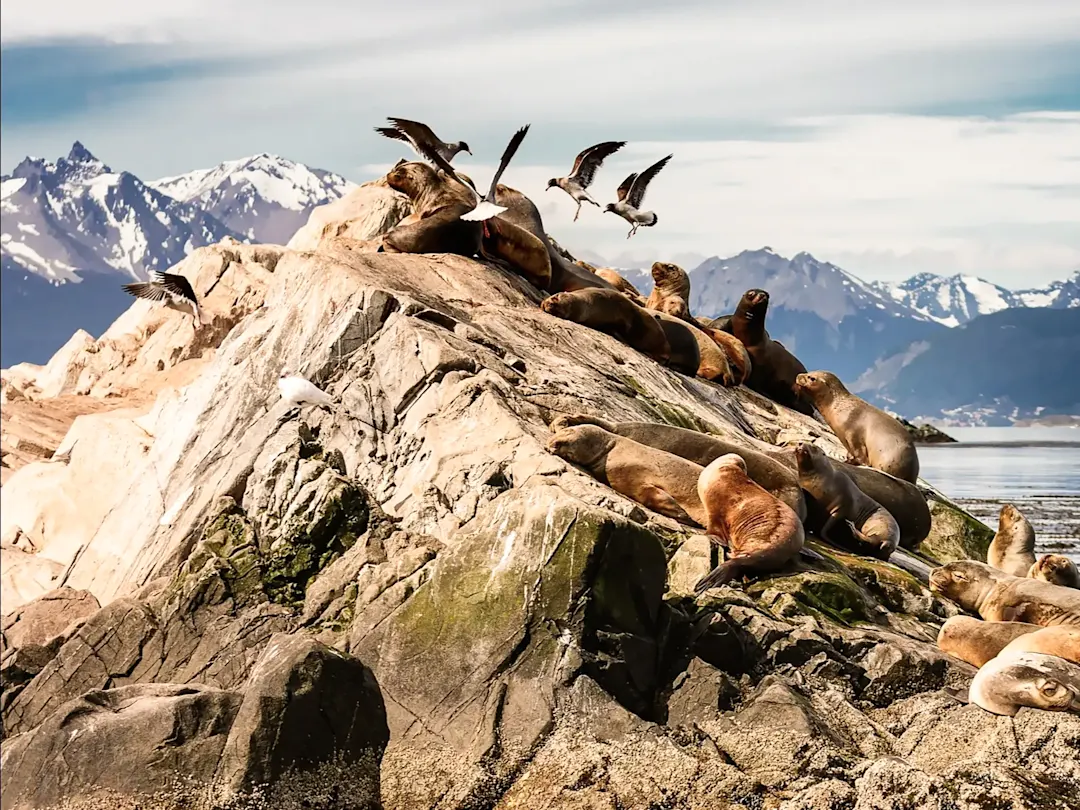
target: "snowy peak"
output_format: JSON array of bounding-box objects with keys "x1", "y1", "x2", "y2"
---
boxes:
[
  {"x1": 1016, "y1": 270, "x2": 1080, "y2": 310},
  {"x1": 149, "y1": 153, "x2": 356, "y2": 243}
]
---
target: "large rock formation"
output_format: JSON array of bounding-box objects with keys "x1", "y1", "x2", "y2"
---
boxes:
[{"x1": 1, "y1": 181, "x2": 1074, "y2": 809}]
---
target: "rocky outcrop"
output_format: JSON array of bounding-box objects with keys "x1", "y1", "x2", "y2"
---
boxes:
[
  {"x1": 899, "y1": 418, "x2": 957, "y2": 444},
  {"x1": 2, "y1": 181, "x2": 1067, "y2": 809}
]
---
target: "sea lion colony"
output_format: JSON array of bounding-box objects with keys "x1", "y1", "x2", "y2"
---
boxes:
[{"x1": 115, "y1": 116, "x2": 1077, "y2": 716}]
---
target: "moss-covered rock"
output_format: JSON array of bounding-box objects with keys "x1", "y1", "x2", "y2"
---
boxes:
[
  {"x1": 920, "y1": 495, "x2": 993, "y2": 563},
  {"x1": 747, "y1": 568, "x2": 879, "y2": 626}
]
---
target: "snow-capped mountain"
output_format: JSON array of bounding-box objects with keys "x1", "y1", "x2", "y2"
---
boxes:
[
  {"x1": 621, "y1": 248, "x2": 948, "y2": 381},
  {"x1": 2, "y1": 142, "x2": 242, "y2": 283},
  {"x1": 871, "y1": 271, "x2": 1080, "y2": 327},
  {"x1": 149, "y1": 153, "x2": 355, "y2": 245}
]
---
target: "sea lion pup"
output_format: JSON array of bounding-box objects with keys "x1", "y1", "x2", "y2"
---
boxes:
[
  {"x1": 652, "y1": 311, "x2": 734, "y2": 384},
  {"x1": 379, "y1": 161, "x2": 482, "y2": 255},
  {"x1": 731, "y1": 289, "x2": 814, "y2": 416},
  {"x1": 936, "y1": 616, "x2": 1043, "y2": 667},
  {"x1": 987, "y1": 503, "x2": 1038, "y2": 578},
  {"x1": 695, "y1": 454, "x2": 805, "y2": 593},
  {"x1": 929, "y1": 561, "x2": 1080, "y2": 627},
  {"x1": 793, "y1": 371, "x2": 920, "y2": 483},
  {"x1": 1030, "y1": 554, "x2": 1080, "y2": 589},
  {"x1": 541, "y1": 289, "x2": 670, "y2": 364},
  {"x1": 793, "y1": 442, "x2": 900, "y2": 559},
  {"x1": 700, "y1": 327, "x2": 752, "y2": 386},
  {"x1": 545, "y1": 425, "x2": 706, "y2": 526},
  {"x1": 1000, "y1": 625, "x2": 1080, "y2": 665},
  {"x1": 646, "y1": 262, "x2": 692, "y2": 315},
  {"x1": 574, "y1": 260, "x2": 646, "y2": 302},
  {"x1": 548, "y1": 414, "x2": 807, "y2": 520},
  {"x1": 969, "y1": 652, "x2": 1080, "y2": 716}
]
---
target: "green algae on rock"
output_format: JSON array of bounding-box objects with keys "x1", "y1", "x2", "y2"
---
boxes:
[{"x1": 920, "y1": 493, "x2": 994, "y2": 564}]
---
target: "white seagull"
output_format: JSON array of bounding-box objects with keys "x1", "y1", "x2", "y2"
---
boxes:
[
  {"x1": 458, "y1": 125, "x2": 532, "y2": 222},
  {"x1": 546, "y1": 141, "x2": 626, "y2": 222},
  {"x1": 278, "y1": 370, "x2": 336, "y2": 412},
  {"x1": 604, "y1": 154, "x2": 673, "y2": 239},
  {"x1": 122, "y1": 271, "x2": 201, "y2": 326}
]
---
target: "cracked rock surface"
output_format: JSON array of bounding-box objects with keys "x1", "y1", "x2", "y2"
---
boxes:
[{"x1": 1, "y1": 186, "x2": 1070, "y2": 809}]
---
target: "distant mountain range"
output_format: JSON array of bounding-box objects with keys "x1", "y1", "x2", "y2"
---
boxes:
[
  {"x1": 2, "y1": 144, "x2": 1077, "y2": 424},
  {"x1": 1, "y1": 143, "x2": 354, "y2": 366}
]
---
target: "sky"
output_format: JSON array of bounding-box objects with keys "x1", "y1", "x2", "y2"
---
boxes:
[{"x1": 2, "y1": 0, "x2": 1080, "y2": 287}]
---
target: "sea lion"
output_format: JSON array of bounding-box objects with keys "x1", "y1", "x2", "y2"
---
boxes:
[
  {"x1": 695, "y1": 454, "x2": 805, "y2": 593},
  {"x1": 1029, "y1": 554, "x2": 1080, "y2": 589},
  {"x1": 541, "y1": 289, "x2": 670, "y2": 364},
  {"x1": 773, "y1": 447, "x2": 931, "y2": 550},
  {"x1": 545, "y1": 424, "x2": 706, "y2": 526},
  {"x1": 700, "y1": 327, "x2": 752, "y2": 386},
  {"x1": 936, "y1": 615, "x2": 1042, "y2": 667},
  {"x1": 968, "y1": 651, "x2": 1080, "y2": 716},
  {"x1": 794, "y1": 442, "x2": 900, "y2": 559},
  {"x1": 652, "y1": 311, "x2": 733, "y2": 384},
  {"x1": 1000, "y1": 625, "x2": 1080, "y2": 665},
  {"x1": 730, "y1": 289, "x2": 813, "y2": 415},
  {"x1": 929, "y1": 561, "x2": 1080, "y2": 626},
  {"x1": 480, "y1": 214, "x2": 552, "y2": 290},
  {"x1": 646, "y1": 262, "x2": 691, "y2": 316},
  {"x1": 793, "y1": 371, "x2": 920, "y2": 483},
  {"x1": 549, "y1": 414, "x2": 807, "y2": 520},
  {"x1": 986, "y1": 504, "x2": 1037, "y2": 578},
  {"x1": 380, "y1": 161, "x2": 481, "y2": 256},
  {"x1": 574, "y1": 261, "x2": 646, "y2": 302}
]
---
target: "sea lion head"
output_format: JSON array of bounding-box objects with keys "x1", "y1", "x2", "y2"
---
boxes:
[
  {"x1": 998, "y1": 503, "x2": 1024, "y2": 530},
  {"x1": 970, "y1": 652, "x2": 1080, "y2": 716},
  {"x1": 1029, "y1": 554, "x2": 1079, "y2": 586},
  {"x1": 738, "y1": 289, "x2": 770, "y2": 320},
  {"x1": 545, "y1": 425, "x2": 612, "y2": 468},
  {"x1": 385, "y1": 160, "x2": 436, "y2": 199},
  {"x1": 660, "y1": 296, "x2": 692, "y2": 320},
  {"x1": 793, "y1": 441, "x2": 826, "y2": 474},
  {"x1": 794, "y1": 371, "x2": 841, "y2": 398},
  {"x1": 929, "y1": 560, "x2": 1001, "y2": 605},
  {"x1": 698, "y1": 453, "x2": 749, "y2": 510},
  {"x1": 540, "y1": 292, "x2": 571, "y2": 317}
]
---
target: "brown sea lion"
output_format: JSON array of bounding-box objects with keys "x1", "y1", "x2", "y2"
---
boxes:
[
  {"x1": 545, "y1": 424, "x2": 706, "y2": 525},
  {"x1": 541, "y1": 289, "x2": 670, "y2": 364},
  {"x1": 773, "y1": 447, "x2": 931, "y2": 550},
  {"x1": 794, "y1": 442, "x2": 900, "y2": 559},
  {"x1": 548, "y1": 414, "x2": 807, "y2": 520},
  {"x1": 1001, "y1": 625, "x2": 1080, "y2": 665},
  {"x1": 480, "y1": 215, "x2": 552, "y2": 290},
  {"x1": 793, "y1": 371, "x2": 920, "y2": 483},
  {"x1": 929, "y1": 561, "x2": 1080, "y2": 626},
  {"x1": 695, "y1": 454, "x2": 805, "y2": 593},
  {"x1": 653, "y1": 311, "x2": 733, "y2": 384},
  {"x1": 574, "y1": 261, "x2": 646, "y2": 302},
  {"x1": 700, "y1": 326, "x2": 752, "y2": 386},
  {"x1": 1029, "y1": 554, "x2": 1080, "y2": 589},
  {"x1": 969, "y1": 651, "x2": 1080, "y2": 716},
  {"x1": 936, "y1": 615, "x2": 1043, "y2": 667},
  {"x1": 646, "y1": 262, "x2": 691, "y2": 315},
  {"x1": 380, "y1": 161, "x2": 482, "y2": 256},
  {"x1": 986, "y1": 503, "x2": 1037, "y2": 577},
  {"x1": 731, "y1": 289, "x2": 813, "y2": 415}
]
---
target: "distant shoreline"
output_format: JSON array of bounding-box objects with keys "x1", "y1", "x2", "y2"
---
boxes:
[{"x1": 924, "y1": 441, "x2": 1080, "y2": 449}]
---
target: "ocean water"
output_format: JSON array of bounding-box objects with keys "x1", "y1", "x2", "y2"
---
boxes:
[{"x1": 918, "y1": 426, "x2": 1080, "y2": 563}]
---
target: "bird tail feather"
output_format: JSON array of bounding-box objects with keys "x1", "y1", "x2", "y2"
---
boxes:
[{"x1": 461, "y1": 201, "x2": 508, "y2": 222}]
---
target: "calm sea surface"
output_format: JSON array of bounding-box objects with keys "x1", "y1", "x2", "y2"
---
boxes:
[{"x1": 918, "y1": 427, "x2": 1080, "y2": 563}]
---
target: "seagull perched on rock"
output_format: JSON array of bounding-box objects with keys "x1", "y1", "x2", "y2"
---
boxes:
[
  {"x1": 121, "y1": 271, "x2": 201, "y2": 326},
  {"x1": 376, "y1": 117, "x2": 471, "y2": 165},
  {"x1": 278, "y1": 370, "x2": 336, "y2": 414},
  {"x1": 546, "y1": 141, "x2": 626, "y2": 222},
  {"x1": 604, "y1": 154, "x2": 673, "y2": 239}
]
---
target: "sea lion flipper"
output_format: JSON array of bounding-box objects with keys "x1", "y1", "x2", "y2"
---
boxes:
[
  {"x1": 819, "y1": 515, "x2": 841, "y2": 544},
  {"x1": 639, "y1": 485, "x2": 695, "y2": 524},
  {"x1": 694, "y1": 558, "x2": 747, "y2": 595}
]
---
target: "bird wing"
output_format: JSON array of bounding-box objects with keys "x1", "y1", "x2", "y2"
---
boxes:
[
  {"x1": 627, "y1": 154, "x2": 672, "y2": 209},
  {"x1": 122, "y1": 281, "x2": 168, "y2": 303},
  {"x1": 615, "y1": 172, "x2": 638, "y2": 203},
  {"x1": 374, "y1": 126, "x2": 412, "y2": 146},
  {"x1": 485, "y1": 124, "x2": 531, "y2": 201},
  {"x1": 152, "y1": 271, "x2": 198, "y2": 303},
  {"x1": 569, "y1": 141, "x2": 625, "y2": 189},
  {"x1": 389, "y1": 119, "x2": 473, "y2": 191}
]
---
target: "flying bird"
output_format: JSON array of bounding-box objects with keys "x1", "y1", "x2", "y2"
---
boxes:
[
  {"x1": 604, "y1": 154, "x2": 673, "y2": 239},
  {"x1": 121, "y1": 271, "x2": 201, "y2": 326},
  {"x1": 459, "y1": 124, "x2": 532, "y2": 222},
  {"x1": 546, "y1": 141, "x2": 626, "y2": 222},
  {"x1": 375, "y1": 118, "x2": 471, "y2": 165}
]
